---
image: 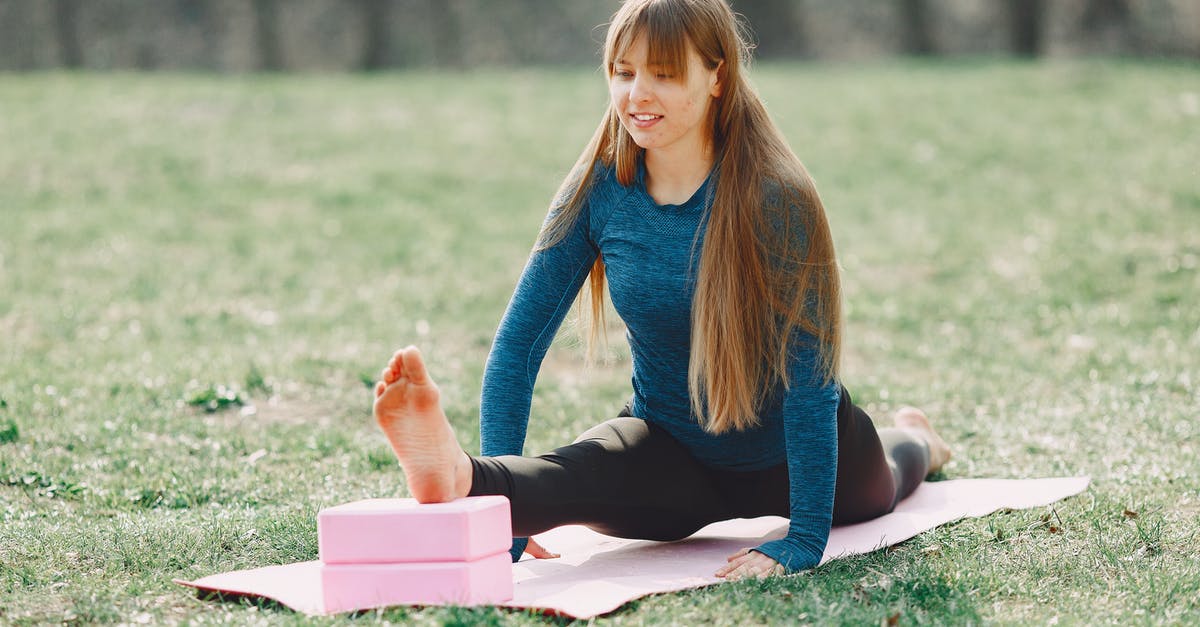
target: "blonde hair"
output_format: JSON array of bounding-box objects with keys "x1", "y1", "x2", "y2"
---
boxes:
[{"x1": 539, "y1": 0, "x2": 841, "y2": 434}]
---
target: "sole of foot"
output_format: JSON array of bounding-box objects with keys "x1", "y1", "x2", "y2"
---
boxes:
[
  {"x1": 373, "y1": 346, "x2": 472, "y2": 503},
  {"x1": 894, "y1": 406, "x2": 953, "y2": 474}
]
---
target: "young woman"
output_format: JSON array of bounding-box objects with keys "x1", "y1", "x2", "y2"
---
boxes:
[{"x1": 372, "y1": 0, "x2": 951, "y2": 580}]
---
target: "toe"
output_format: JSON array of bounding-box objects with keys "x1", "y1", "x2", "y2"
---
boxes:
[
  {"x1": 382, "y1": 366, "x2": 396, "y2": 385},
  {"x1": 375, "y1": 381, "x2": 386, "y2": 398},
  {"x1": 401, "y1": 346, "x2": 430, "y2": 385}
]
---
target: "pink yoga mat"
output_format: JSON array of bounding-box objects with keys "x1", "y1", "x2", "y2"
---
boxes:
[{"x1": 176, "y1": 476, "x2": 1089, "y2": 619}]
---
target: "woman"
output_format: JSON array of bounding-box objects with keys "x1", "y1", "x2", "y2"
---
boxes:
[{"x1": 373, "y1": 0, "x2": 951, "y2": 580}]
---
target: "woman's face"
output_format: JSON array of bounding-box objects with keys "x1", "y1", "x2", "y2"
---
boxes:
[{"x1": 609, "y1": 35, "x2": 722, "y2": 160}]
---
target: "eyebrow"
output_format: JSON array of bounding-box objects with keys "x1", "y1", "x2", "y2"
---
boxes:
[{"x1": 613, "y1": 58, "x2": 670, "y2": 69}]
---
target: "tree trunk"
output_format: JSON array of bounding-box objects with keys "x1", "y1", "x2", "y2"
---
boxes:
[
  {"x1": 731, "y1": 0, "x2": 811, "y2": 59},
  {"x1": 357, "y1": 0, "x2": 390, "y2": 70},
  {"x1": 251, "y1": 0, "x2": 284, "y2": 71},
  {"x1": 429, "y1": 1, "x2": 463, "y2": 68},
  {"x1": 899, "y1": 0, "x2": 937, "y2": 56},
  {"x1": 178, "y1": 0, "x2": 221, "y2": 71},
  {"x1": 1082, "y1": 0, "x2": 1131, "y2": 28},
  {"x1": 1081, "y1": 0, "x2": 1137, "y2": 54},
  {"x1": 1006, "y1": 0, "x2": 1046, "y2": 57},
  {"x1": 52, "y1": 0, "x2": 83, "y2": 68}
]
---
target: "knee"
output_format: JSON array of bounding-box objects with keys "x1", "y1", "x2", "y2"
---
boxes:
[
  {"x1": 833, "y1": 470, "x2": 896, "y2": 525},
  {"x1": 570, "y1": 417, "x2": 649, "y2": 446}
]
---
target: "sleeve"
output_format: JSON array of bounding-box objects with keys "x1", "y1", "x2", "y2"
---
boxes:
[
  {"x1": 748, "y1": 180, "x2": 839, "y2": 571},
  {"x1": 749, "y1": 326, "x2": 840, "y2": 572},
  {"x1": 478, "y1": 201, "x2": 600, "y2": 561}
]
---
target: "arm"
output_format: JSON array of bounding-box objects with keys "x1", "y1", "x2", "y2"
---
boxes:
[
  {"x1": 751, "y1": 332, "x2": 840, "y2": 572},
  {"x1": 479, "y1": 205, "x2": 599, "y2": 559},
  {"x1": 479, "y1": 214, "x2": 598, "y2": 455},
  {"x1": 750, "y1": 186, "x2": 840, "y2": 571},
  {"x1": 715, "y1": 184, "x2": 840, "y2": 578}
]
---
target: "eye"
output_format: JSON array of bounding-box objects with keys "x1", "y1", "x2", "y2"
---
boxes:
[{"x1": 613, "y1": 68, "x2": 634, "y2": 79}]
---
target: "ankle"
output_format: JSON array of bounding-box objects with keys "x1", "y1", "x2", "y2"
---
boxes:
[{"x1": 456, "y1": 452, "x2": 474, "y2": 499}]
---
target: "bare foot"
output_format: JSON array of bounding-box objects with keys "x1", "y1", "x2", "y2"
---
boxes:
[
  {"x1": 373, "y1": 346, "x2": 472, "y2": 503},
  {"x1": 894, "y1": 406, "x2": 952, "y2": 474}
]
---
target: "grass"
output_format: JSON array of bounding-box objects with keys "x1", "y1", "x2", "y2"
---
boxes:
[{"x1": 1, "y1": 60, "x2": 1197, "y2": 624}]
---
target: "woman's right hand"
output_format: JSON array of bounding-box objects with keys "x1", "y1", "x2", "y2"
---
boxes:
[{"x1": 524, "y1": 537, "x2": 560, "y2": 559}]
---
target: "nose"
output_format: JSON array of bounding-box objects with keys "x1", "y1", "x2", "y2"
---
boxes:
[{"x1": 629, "y1": 75, "x2": 652, "y2": 103}]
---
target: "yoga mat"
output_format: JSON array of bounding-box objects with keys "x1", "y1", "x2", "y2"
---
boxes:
[{"x1": 176, "y1": 476, "x2": 1089, "y2": 618}]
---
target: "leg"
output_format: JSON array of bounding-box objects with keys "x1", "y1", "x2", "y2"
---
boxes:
[
  {"x1": 832, "y1": 388, "x2": 900, "y2": 524},
  {"x1": 469, "y1": 417, "x2": 732, "y2": 540},
  {"x1": 374, "y1": 349, "x2": 731, "y2": 540},
  {"x1": 832, "y1": 387, "x2": 953, "y2": 524},
  {"x1": 642, "y1": 388, "x2": 950, "y2": 528},
  {"x1": 892, "y1": 406, "x2": 952, "y2": 472},
  {"x1": 373, "y1": 346, "x2": 473, "y2": 503},
  {"x1": 877, "y1": 427, "x2": 930, "y2": 507}
]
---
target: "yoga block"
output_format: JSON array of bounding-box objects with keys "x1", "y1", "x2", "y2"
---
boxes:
[
  {"x1": 321, "y1": 551, "x2": 513, "y2": 612},
  {"x1": 318, "y1": 496, "x2": 511, "y2": 564}
]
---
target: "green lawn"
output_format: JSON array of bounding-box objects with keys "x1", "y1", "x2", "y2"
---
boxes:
[{"x1": 1, "y1": 61, "x2": 1197, "y2": 624}]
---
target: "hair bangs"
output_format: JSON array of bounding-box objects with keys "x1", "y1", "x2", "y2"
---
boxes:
[{"x1": 606, "y1": 0, "x2": 693, "y2": 80}]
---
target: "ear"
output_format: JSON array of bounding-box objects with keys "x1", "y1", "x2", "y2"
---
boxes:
[{"x1": 709, "y1": 60, "x2": 725, "y2": 98}]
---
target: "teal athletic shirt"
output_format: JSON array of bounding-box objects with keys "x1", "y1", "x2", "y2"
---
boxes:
[{"x1": 479, "y1": 159, "x2": 839, "y2": 572}]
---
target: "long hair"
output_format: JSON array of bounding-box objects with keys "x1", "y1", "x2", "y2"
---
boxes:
[{"x1": 538, "y1": 0, "x2": 841, "y2": 434}]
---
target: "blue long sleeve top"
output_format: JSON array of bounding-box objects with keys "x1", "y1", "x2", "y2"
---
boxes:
[{"x1": 479, "y1": 160, "x2": 839, "y2": 572}]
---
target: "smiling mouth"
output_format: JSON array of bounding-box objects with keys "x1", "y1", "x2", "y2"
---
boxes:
[{"x1": 632, "y1": 114, "x2": 662, "y2": 121}]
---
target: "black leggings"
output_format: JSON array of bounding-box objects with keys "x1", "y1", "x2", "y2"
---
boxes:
[{"x1": 468, "y1": 386, "x2": 929, "y2": 540}]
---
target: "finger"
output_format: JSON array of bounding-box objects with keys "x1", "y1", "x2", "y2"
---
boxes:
[
  {"x1": 525, "y1": 538, "x2": 560, "y2": 560},
  {"x1": 528, "y1": 547, "x2": 560, "y2": 559},
  {"x1": 726, "y1": 554, "x2": 781, "y2": 580},
  {"x1": 724, "y1": 552, "x2": 753, "y2": 566},
  {"x1": 525, "y1": 538, "x2": 554, "y2": 559},
  {"x1": 747, "y1": 559, "x2": 784, "y2": 579},
  {"x1": 725, "y1": 547, "x2": 752, "y2": 563},
  {"x1": 715, "y1": 554, "x2": 753, "y2": 577},
  {"x1": 739, "y1": 562, "x2": 774, "y2": 581},
  {"x1": 723, "y1": 563, "x2": 754, "y2": 581}
]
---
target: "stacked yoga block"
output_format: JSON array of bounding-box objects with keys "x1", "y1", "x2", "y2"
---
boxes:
[{"x1": 317, "y1": 495, "x2": 514, "y2": 611}]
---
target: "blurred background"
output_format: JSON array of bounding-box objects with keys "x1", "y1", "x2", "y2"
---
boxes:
[
  {"x1": 1, "y1": 3, "x2": 1197, "y2": 623},
  {"x1": 1, "y1": 0, "x2": 1197, "y2": 72}
]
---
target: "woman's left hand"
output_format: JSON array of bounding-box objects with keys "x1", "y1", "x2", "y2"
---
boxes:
[
  {"x1": 523, "y1": 537, "x2": 560, "y2": 560},
  {"x1": 714, "y1": 547, "x2": 786, "y2": 580}
]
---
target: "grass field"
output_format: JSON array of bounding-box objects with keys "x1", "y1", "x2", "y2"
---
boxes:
[{"x1": 1, "y1": 61, "x2": 1198, "y2": 624}]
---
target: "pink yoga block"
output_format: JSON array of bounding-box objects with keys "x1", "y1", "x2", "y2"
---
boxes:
[
  {"x1": 318, "y1": 496, "x2": 512, "y2": 564},
  {"x1": 321, "y1": 551, "x2": 513, "y2": 612}
]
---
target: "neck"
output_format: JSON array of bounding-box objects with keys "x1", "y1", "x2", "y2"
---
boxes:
[{"x1": 644, "y1": 142, "x2": 714, "y2": 206}]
